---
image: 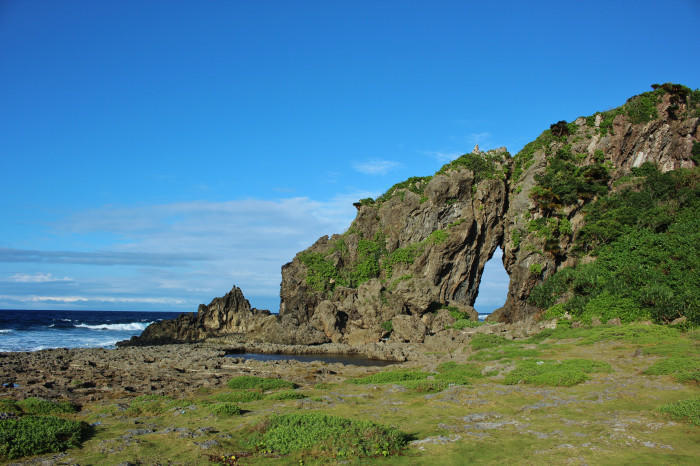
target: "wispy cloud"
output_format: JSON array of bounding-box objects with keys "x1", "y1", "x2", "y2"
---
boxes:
[
  {"x1": 0, "y1": 248, "x2": 206, "y2": 266},
  {"x1": 423, "y1": 151, "x2": 460, "y2": 163},
  {"x1": 353, "y1": 160, "x2": 400, "y2": 175},
  {"x1": 8, "y1": 273, "x2": 73, "y2": 283},
  {"x1": 0, "y1": 294, "x2": 185, "y2": 304},
  {"x1": 468, "y1": 132, "x2": 492, "y2": 146}
]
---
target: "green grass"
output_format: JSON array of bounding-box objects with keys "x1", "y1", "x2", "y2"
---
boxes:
[
  {"x1": 0, "y1": 399, "x2": 21, "y2": 414},
  {"x1": 226, "y1": 375, "x2": 296, "y2": 391},
  {"x1": 658, "y1": 398, "x2": 700, "y2": 425},
  {"x1": 643, "y1": 356, "x2": 700, "y2": 383},
  {"x1": 434, "y1": 361, "x2": 483, "y2": 383},
  {"x1": 504, "y1": 359, "x2": 612, "y2": 386},
  {"x1": 470, "y1": 333, "x2": 512, "y2": 350},
  {"x1": 469, "y1": 345, "x2": 540, "y2": 361},
  {"x1": 125, "y1": 394, "x2": 177, "y2": 416},
  {"x1": 266, "y1": 390, "x2": 308, "y2": 400},
  {"x1": 0, "y1": 415, "x2": 87, "y2": 460},
  {"x1": 399, "y1": 379, "x2": 452, "y2": 393},
  {"x1": 247, "y1": 413, "x2": 411, "y2": 458},
  {"x1": 213, "y1": 390, "x2": 264, "y2": 403},
  {"x1": 349, "y1": 369, "x2": 431, "y2": 385},
  {"x1": 208, "y1": 402, "x2": 242, "y2": 416},
  {"x1": 16, "y1": 397, "x2": 77, "y2": 415}
]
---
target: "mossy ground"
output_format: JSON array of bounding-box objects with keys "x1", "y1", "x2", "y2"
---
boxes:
[{"x1": 2, "y1": 323, "x2": 698, "y2": 465}]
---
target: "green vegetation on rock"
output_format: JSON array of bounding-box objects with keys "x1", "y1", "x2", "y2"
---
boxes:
[
  {"x1": 504, "y1": 359, "x2": 612, "y2": 386},
  {"x1": 530, "y1": 163, "x2": 699, "y2": 325},
  {"x1": 349, "y1": 369, "x2": 431, "y2": 385},
  {"x1": 227, "y1": 375, "x2": 296, "y2": 391},
  {"x1": 658, "y1": 398, "x2": 700, "y2": 425},
  {"x1": 0, "y1": 416, "x2": 87, "y2": 460},
  {"x1": 248, "y1": 413, "x2": 410, "y2": 458},
  {"x1": 208, "y1": 402, "x2": 242, "y2": 416},
  {"x1": 16, "y1": 397, "x2": 76, "y2": 415}
]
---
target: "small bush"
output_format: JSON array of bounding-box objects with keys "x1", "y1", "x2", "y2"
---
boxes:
[
  {"x1": 453, "y1": 319, "x2": 483, "y2": 329},
  {"x1": 349, "y1": 369, "x2": 430, "y2": 385},
  {"x1": 643, "y1": 356, "x2": 700, "y2": 383},
  {"x1": 16, "y1": 397, "x2": 77, "y2": 415},
  {"x1": 209, "y1": 402, "x2": 242, "y2": 416},
  {"x1": 0, "y1": 415, "x2": 87, "y2": 459},
  {"x1": 381, "y1": 320, "x2": 393, "y2": 333},
  {"x1": 248, "y1": 413, "x2": 410, "y2": 458},
  {"x1": 266, "y1": 390, "x2": 307, "y2": 401},
  {"x1": 658, "y1": 398, "x2": 700, "y2": 425},
  {"x1": 504, "y1": 359, "x2": 612, "y2": 386},
  {"x1": 227, "y1": 376, "x2": 295, "y2": 391},
  {"x1": 214, "y1": 391, "x2": 264, "y2": 403}
]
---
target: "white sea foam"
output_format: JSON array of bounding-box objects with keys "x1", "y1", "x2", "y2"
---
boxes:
[
  {"x1": 75, "y1": 322, "x2": 153, "y2": 331},
  {"x1": 61, "y1": 318, "x2": 72, "y2": 322},
  {"x1": 478, "y1": 314, "x2": 490, "y2": 321},
  {"x1": 0, "y1": 329, "x2": 12, "y2": 333}
]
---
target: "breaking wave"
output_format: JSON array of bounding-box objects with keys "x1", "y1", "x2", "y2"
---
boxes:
[{"x1": 74, "y1": 322, "x2": 153, "y2": 331}]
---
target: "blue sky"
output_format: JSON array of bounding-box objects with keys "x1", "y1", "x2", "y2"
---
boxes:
[{"x1": 1, "y1": 0, "x2": 698, "y2": 313}]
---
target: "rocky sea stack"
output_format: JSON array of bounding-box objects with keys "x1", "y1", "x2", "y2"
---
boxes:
[{"x1": 121, "y1": 83, "x2": 699, "y2": 347}]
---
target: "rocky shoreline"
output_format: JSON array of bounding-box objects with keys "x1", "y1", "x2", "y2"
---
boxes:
[{"x1": 1, "y1": 317, "x2": 555, "y2": 405}]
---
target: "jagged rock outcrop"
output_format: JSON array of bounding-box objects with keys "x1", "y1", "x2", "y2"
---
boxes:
[{"x1": 124, "y1": 84, "x2": 699, "y2": 346}]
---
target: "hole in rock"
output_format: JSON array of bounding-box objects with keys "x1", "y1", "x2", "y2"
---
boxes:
[{"x1": 473, "y1": 247, "x2": 509, "y2": 320}]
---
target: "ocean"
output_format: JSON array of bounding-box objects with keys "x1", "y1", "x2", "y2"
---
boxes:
[{"x1": 0, "y1": 309, "x2": 183, "y2": 352}]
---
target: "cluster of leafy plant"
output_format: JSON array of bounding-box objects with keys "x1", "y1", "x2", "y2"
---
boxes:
[
  {"x1": 126, "y1": 394, "x2": 178, "y2": 416},
  {"x1": 643, "y1": 356, "x2": 700, "y2": 384},
  {"x1": 15, "y1": 397, "x2": 76, "y2": 415},
  {"x1": 209, "y1": 402, "x2": 242, "y2": 416},
  {"x1": 658, "y1": 398, "x2": 700, "y2": 425},
  {"x1": 434, "y1": 361, "x2": 483, "y2": 384},
  {"x1": 349, "y1": 369, "x2": 431, "y2": 385},
  {"x1": 530, "y1": 163, "x2": 699, "y2": 324},
  {"x1": 247, "y1": 413, "x2": 411, "y2": 458},
  {"x1": 469, "y1": 344, "x2": 540, "y2": 362},
  {"x1": 0, "y1": 415, "x2": 88, "y2": 460},
  {"x1": 504, "y1": 359, "x2": 611, "y2": 386},
  {"x1": 266, "y1": 390, "x2": 307, "y2": 400},
  {"x1": 445, "y1": 305, "x2": 481, "y2": 329},
  {"x1": 470, "y1": 333, "x2": 512, "y2": 350},
  {"x1": 227, "y1": 375, "x2": 296, "y2": 391},
  {"x1": 214, "y1": 390, "x2": 264, "y2": 403}
]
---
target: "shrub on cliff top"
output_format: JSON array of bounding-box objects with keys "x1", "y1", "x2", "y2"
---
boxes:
[
  {"x1": 247, "y1": 413, "x2": 410, "y2": 458},
  {"x1": 0, "y1": 415, "x2": 87, "y2": 459}
]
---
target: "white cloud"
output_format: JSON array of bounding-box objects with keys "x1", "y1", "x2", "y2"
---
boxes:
[
  {"x1": 424, "y1": 151, "x2": 460, "y2": 163},
  {"x1": 8, "y1": 273, "x2": 73, "y2": 283},
  {"x1": 0, "y1": 294, "x2": 185, "y2": 304},
  {"x1": 353, "y1": 160, "x2": 400, "y2": 175},
  {"x1": 468, "y1": 132, "x2": 492, "y2": 146}
]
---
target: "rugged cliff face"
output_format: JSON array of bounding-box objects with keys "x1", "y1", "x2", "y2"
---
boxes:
[{"x1": 123, "y1": 84, "x2": 699, "y2": 347}]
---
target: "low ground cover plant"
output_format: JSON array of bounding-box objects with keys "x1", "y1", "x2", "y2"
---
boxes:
[
  {"x1": 469, "y1": 345, "x2": 540, "y2": 361},
  {"x1": 0, "y1": 415, "x2": 87, "y2": 459},
  {"x1": 247, "y1": 413, "x2": 411, "y2": 458},
  {"x1": 643, "y1": 356, "x2": 700, "y2": 383},
  {"x1": 470, "y1": 333, "x2": 512, "y2": 350},
  {"x1": 505, "y1": 359, "x2": 612, "y2": 386},
  {"x1": 349, "y1": 369, "x2": 431, "y2": 385},
  {"x1": 227, "y1": 375, "x2": 295, "y2": 391},
  {"x1": 208, "y1": 402, "x2": 242, "y2": 416},
  {"x1": 399, "y1": 379, "x2": 451, "y2": 393},
  {"x1": 213, "y1": 391, "x2": 264, "y2": 403},
  {"x1": 266, "y1": 390, "x2": 307, "y2": 400},
  {"x1": 434, "y1": 362, "x2": 483, "y2": 384},
  {"x1": 125, "y1": 394, "x2": 176, "y2": 416},
  {"x1": 16, "y1": 397, "x2": 76, "y2": 415},
  {"x1": 658, "y1": 398, "x2": 700, "y2": 425}
]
